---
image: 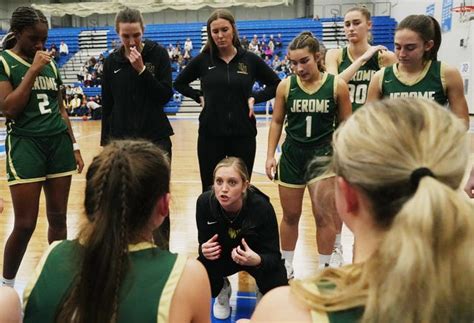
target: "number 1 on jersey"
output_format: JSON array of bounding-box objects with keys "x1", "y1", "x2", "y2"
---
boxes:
[
  {"x1": 37, "y1": 93, "x2": 52, "y2": 114},
  {"x1": 306, "y1": 115, "x2": 312, "y2": 137}
]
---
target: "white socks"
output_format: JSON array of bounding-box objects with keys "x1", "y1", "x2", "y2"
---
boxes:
[
  {"x1": 281, "y1": 250, "x2": 294, "y2": 265},
  {"x1": 335, "y1": 234, "x2": 342, "y2": 249},
  {"x1": 319, "y1": 254, "x2": 331, "y2": 269},
  {"x1": 1, "y1": 277, "x2": 15, "y2": 288}
]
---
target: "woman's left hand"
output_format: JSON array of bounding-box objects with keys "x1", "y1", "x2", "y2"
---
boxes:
[
  {"x1": 74, "y1": 150, "x2": 84, "y2": 174},
  {"x1": 232, "y1": 238, "x2": 261, "y2": 267},
  {"x1": 248, "y1": 97, "x2": 255, "y2": 118}
]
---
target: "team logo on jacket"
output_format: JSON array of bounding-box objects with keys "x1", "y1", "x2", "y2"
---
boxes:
[
  {"x1": 237, "y1": 63, "x2": 248, "y2": 75},
  {"x1": 145, "y1": 62, "x2": 155, "y2": 77},
  {"x1": 228, "y1": 227, "x2": 241, "y2": 239}
]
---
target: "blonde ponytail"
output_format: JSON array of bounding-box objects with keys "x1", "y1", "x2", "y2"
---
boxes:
[{"x1": 291, "y1": 98, "x2": 474, "y2": 322}]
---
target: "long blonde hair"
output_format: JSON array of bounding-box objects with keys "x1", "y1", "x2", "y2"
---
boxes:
[{"x1": 292, "y1": 98, "x2": 474, "y2": 322}]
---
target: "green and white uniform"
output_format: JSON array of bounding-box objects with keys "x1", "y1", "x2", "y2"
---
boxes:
[
  {"x1": 380, "y1": 60, "x2": 448, "y2": 105},
  {"x1": 338, "y1": 47, "x2": 381, "y2": 111},
  {"x1": 0, "y1": 50, "x2": 76, "y2": 185},
  {"x1": 23, "y1": 240, "x2": 187, "y2": 323},
  {"x1": 275, "y1": 73, "x2": 338, "y2": 188}
]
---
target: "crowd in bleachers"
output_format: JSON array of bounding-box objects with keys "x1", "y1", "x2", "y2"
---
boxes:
[{"x1": 62, "y1": 85, "x2": 102, "y2": 119}]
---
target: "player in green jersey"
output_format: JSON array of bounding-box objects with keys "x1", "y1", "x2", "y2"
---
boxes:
[
  {"x1": 266, "y1": 32, "x2": 351, "y2": 277},
  {"x1": 24, "y1": 141, "x2": 210, "y2": 323},
  {"x1": 325, "y1": 7, "x2": 397, "y2": 265},
  {"x1": 0, "y1": 7, "x2": 83, "y2": 288},
  {"x1": 249, "y1": 98, "x2": 474, "y2": 323},
  {"x1": 326, "y1": 7, "x2": 397, "y2": 111},
  {"x1": 368, "y1": 15, "x2": 469, "y2": 128}
]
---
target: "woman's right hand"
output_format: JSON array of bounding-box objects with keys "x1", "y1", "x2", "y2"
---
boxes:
[
  {"x1": 31, "y1": 50, "x2": 52, "y2": 73},
  {"x1": 201, "y1": 234, "x2": 221, "y2": 260},
  {"x1": 265, "y1": 157, "x2": 277, "y2": 180},
  {"x1": 199, "y1": 96, "x2": 205, "y2": 108},
  {"x1": 360, "y1": 45, "x2": 387, "y2": 63}
]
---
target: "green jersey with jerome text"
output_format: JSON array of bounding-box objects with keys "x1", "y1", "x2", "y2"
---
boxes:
[
  {"x1": 284, "y1": 73, "x2": 338, "y2": 146},
  {"x1": 0, "y1": 49, "x2": 67, "y2": 137}
]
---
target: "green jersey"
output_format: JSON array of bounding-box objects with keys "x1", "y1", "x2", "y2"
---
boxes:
[
  {"x1": 381, "y1": 60, "x2": 448, "y2": 105},
  {"x1": 338, "y1": 47, "x2": 380, "y2": 111},
  {"x1": 0, "y1": 50, "x2": 67, "y2": 137},
  {"x1": 284, "y1": 73, "x2": 338, "y2": 146},
  {"x1": 24, "y1": 240, "x2": 187, "y2": 323}
]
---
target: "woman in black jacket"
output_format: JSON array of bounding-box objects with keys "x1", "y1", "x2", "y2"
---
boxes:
[
  {"x1": 101, "y1": 7, "x2": 173, "y2": 249},
  {"x1": 174, "y1": 9, "x2": 280, "y2": 192},
  {"x1": 196, "y1": 157, "x2": 287, "y2": 320}
]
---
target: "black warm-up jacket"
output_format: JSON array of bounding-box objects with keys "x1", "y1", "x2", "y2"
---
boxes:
[{"x1": 101, "y1": 39, "x2": 173, "y2": 146}]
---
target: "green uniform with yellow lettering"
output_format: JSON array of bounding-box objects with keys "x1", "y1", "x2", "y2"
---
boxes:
[
  {"x1": 275, "y1": 73, "x2": 338, "y2": 188},
  {"x1": 0, "y1": 49, "x2": 76, "y2": 185},
  {"x1": 380, "y1": 60, "x2": 448, "y2": 105},
  {"x1": 338, "y1": 47, "x2": 380, "y2": 111},
  {"x1": 23, "y1": 240, "x2": 187, "y2": 323}
]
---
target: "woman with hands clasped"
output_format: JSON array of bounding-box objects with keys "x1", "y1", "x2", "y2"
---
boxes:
[{"x1": 196, "y1": 157, "x2": 287, "y2": 320}]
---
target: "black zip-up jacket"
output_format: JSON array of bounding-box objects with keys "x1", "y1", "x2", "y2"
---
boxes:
[
  {"x1": 174, "y1": 47, "x2": 280, "y2": 137},
  {"x1": 101, "y1": 39, "x2": 173, "y2": 146},
  {"x1": 196, "y1": 186, "x2": 282, "y2": 272}
]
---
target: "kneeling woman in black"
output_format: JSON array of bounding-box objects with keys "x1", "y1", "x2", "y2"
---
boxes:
[{"x1": 196, "y1": 157, "x2": 287, "y2": 320}]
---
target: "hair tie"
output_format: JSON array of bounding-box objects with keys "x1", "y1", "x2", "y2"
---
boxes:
[{"x1": 410, "y1": 167, "x2": 435, "y2": 190}]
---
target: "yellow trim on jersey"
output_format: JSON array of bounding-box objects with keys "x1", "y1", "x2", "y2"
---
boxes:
[
  {"x1": 7, "y1": 134, "x2": 20, "y2": 181},
  {"x1": 440, "y1": 62, "x2": 447, "y2": 94},
  {"x1": 157, "y1": 254, "x2": 187, "y2": 323},
  {"x1": 378, "y1": 67, "x2": 386, "y2": 92},
  {"x1": 128, "y1": 241, "x2": 157, "y2": 252},
  {"x1": 0, "y1": 56, "x2": 11, "y2": 78},
  {"x1": 8, "y1": 177, "x2": 47, "y2": 186},
  {"x1": 50, "y1": 61, "x2": 58, "y2": 79},
  {"x1": 311, "y1": 309, "x2": 330, "y2": 323},
  {"x1": 337, "y1": 48, "x2": 343, "y2": 66},
  {"x1": 283, "y1": 76, "x2": 291, "y2": 102},
  {"x1": 46, "y1": 169, "x2": 78, "y2": 179},
  {"x1": 23, "y1": 240, "x2": 62, "y2": 310},
  {"x1": 296, "y1": 72, "x2": 328, "y2": 95},
  {"x1": 346, "y1": 46, "x2": 371, "y2": 67},
  {"x1": 5, "y1": 49, "x2": 32, "y2": 67},
  {"x1": 274, "y1": 161, "x2": 306, "y2": 188},
  {"x1": 333, "y1": 75, "x2": 338, "y2": 103},
  {"x1": 393, "y1": 60, "x2": 432, "y2": 86},
  {"x1": 307, "y1": 171, "x2": 335, "y2": 186}
]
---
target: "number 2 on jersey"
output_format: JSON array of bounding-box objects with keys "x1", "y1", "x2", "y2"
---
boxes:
[{"x1": 37, "y1": 93, "x2": 52, "y2": 114}]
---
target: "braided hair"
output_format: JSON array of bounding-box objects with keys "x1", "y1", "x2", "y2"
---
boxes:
[
  {"x1": 56, "y1": 140, "x2": 171, "y2": 323},
  {"x1": 2, "y1": 6, "x2": 48, "y2": 50},
  {"x1": 288, "y1": 31, "x2": 326, "y2": 72}
]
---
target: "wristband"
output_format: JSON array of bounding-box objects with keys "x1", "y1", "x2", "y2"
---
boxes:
[
  {"x1": 138, "y1": 65, "x2": 146, "y2": 75},
  {"x1": 73, "y1": 142, "x2": 80, "y2": 151}
]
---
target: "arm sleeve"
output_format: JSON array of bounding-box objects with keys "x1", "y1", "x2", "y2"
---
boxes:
[
  {"x1": 138, "y1": 46, "x2": 173, "y2": 106},
  {"x1": 196, "y1": 194, "x2": 215, "y2": 257},
  {"x1": 251, "y1": 55, "x2": 281, "y2": 104},
  {"x1": 173, "y1": 55, "x2": 203, "y2": 104},
  {"x1": 100, "y1": 59, "x2": 113, "y2": 146},
  {"x1": 256, "y1": 202, "x2": 282, "y2": 272}
]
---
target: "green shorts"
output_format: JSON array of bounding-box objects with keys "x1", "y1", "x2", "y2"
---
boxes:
[
  {"x1": 6, "y1": 131, "x2": 77, "y2": 186},
  {"x1": 275, "y1": 139, "x2": 332, "y2": 188}
]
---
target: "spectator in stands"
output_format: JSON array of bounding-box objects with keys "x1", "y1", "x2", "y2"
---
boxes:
[
  {"x1": 86, "y1": 95, "x2": 102, "y2": 120},
  {"x1": 249, "y1": 35, "x2": 259, "y2": 53},
  {"x1": 184, "y1": 37, "x2": 193, "y2": 53},
  {"x1": 260, "y1": 34, "x2": 267, "y2": 46},
  {"x1": 59, "y1": 41, "x2": 68, "y2": 56},
  {"x1": 272, "y1": 54, "x2": 282, "y2": 71},
  {"x1": 68, "y1": 94, "x2": 81, "y2": 115},
  {"x1": 240, "y1": 35, "x2": 249, "y2": 50},
  {"x1": 23, "y1": 140, "x2": 211, "y2": 323},
  {"x1": 101, "y1": 7, "x2": 174, "y2": 250},
  {"x1": 167, "y1": 44, "x2": 174, "y2": 59},
  {"x1": 174, "y1": 8, "x2": 280, "y2": 192}
]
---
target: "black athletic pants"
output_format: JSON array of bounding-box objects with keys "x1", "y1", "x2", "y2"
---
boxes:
[
  {"x1": 198, "y1": 134, "x2": 256, "y2": 192},
  {"x1": 152, "y1": 137, "x2": 172, "y2": 250},
  {"x1": 198, "y1": 255, "x2": 288, "y2": 297}
]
